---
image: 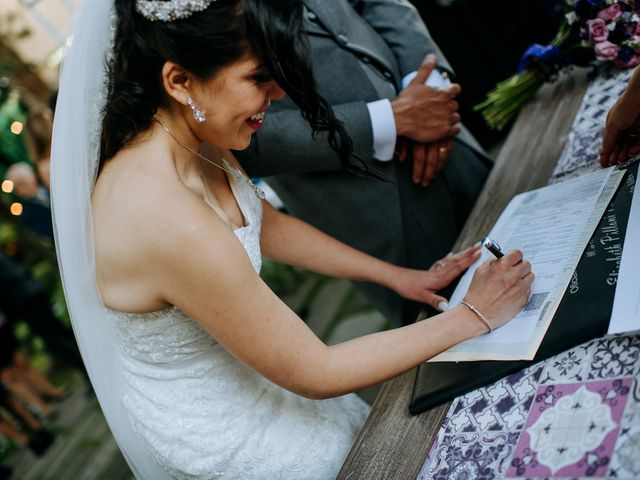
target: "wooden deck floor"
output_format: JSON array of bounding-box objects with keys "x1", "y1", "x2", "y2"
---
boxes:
[{"x1": 6, "y1": 372, "x2": 132, "y2": 480}]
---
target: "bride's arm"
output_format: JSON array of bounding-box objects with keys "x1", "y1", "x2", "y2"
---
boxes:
[
  {"x1": 151, "y1": 196, "x2": 532, "y2": 400},
  {"x1": 260, "y1": 201, "x2": 480, "y2": 309}
]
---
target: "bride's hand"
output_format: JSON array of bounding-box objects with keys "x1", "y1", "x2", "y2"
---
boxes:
[
  {"x1": 389, "y1": 244, "x2": 481, "y2": 311},
  {"x1": 464, "y1": 249, "x2": 534, "y2": 331}
]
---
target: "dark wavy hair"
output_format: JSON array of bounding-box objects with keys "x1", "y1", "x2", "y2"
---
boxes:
[{"x1": 100, "y1": 0, "x2": 359, "y2": 173}]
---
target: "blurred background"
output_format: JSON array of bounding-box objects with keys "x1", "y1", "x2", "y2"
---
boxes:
[{"x1": 0, "y1": 1, "x2": 563, "y2": 478}]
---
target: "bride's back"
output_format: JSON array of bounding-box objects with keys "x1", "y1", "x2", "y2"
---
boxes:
[{"x1": 93, "y1": 132, "x2": 183, "y2": 313}]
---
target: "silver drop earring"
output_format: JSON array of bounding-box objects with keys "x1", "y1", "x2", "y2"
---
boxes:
[{"x1": 187, "y1": 97, "x2": 206, "y2": 123}]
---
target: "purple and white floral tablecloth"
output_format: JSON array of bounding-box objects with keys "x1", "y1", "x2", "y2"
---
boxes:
[
  {"x1": 418, "y1": 334, "x2": 640, "y2": 479},
  {"x1": 418, "y1": 69, "x2": 640, "y2": 480}
]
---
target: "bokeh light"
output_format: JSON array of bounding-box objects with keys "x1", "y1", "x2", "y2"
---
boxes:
[
  {"x1": 1, "y1": 180, "x2": 14, "y2": 193},
  {"x1": 10, "y1": 202, "x2": 23, "y2": 216},
  {"x1": 10, "y1": 121, "x2": 24, "y2": 135}
]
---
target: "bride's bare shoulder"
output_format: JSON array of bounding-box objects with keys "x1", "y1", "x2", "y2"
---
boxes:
[
  {"x1": 93, "y1": 143, "x2": 240, "y2": 311},
  {"x1": 97, "y1": 136, "x2": 199, "y2": 206}
]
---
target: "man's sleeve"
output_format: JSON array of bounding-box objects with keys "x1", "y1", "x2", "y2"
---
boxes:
[
  {"x1": 236, "y1": 100, "x2": 375, "y2": 177},
  {"x1": 347, "y1": 0, "x2": 453, "y2": 77}
]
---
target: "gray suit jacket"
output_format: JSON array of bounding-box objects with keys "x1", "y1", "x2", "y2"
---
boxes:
[{"x1": 237, "y1": 0, "x2": 489, "y2": 326}]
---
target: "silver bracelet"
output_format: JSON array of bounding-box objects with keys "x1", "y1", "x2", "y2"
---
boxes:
[{"x1": 460, "y1": 300, "x2": 493, "y2": 334}]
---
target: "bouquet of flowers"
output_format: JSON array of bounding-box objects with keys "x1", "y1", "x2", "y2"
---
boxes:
[{"x1": 476, "y1": 0, "x2": 640, "y2": 130}]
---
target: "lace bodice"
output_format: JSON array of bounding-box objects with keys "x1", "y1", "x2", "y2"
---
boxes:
[
  {"x1": 108, "y1": 165, "x2": 369, "y2": 479},
  {"x1": 222, "y1": 161, "x2": 262, "y2": 274}
]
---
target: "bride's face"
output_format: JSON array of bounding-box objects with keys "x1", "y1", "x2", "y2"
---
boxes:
[{"x1": 190, "y1": 55, "x2": 285, "y2": 150}]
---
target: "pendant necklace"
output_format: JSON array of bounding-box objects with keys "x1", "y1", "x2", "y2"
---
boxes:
[{"x1": 154, "y1": 117, "x2": 265, "y2": 200}]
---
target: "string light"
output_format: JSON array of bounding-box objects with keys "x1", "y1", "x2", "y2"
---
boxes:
[
  {"x1": 10, "y1": 121, "x2": 24, "y2": 135},
  {"x1": 1, "y1": 180, "x2": 13, "y2": 193},
  {"x1": 10, "y1": 202, "x2": 23, "y2": 216}
]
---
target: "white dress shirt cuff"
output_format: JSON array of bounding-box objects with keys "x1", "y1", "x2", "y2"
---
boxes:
[
  {"x1": 366, "y1": 99, "x2": 397, "y2": 161},
  {"x1": 403, "y1": 69, "x2": 452, "y2": 90},
  {"x1": 402, "y1": 71, "x2": 418, "y2": 89}
]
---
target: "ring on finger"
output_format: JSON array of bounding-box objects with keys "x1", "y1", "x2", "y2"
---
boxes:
[{"x1": 435, "y1": 261, "x2": 445, "y2": 269}]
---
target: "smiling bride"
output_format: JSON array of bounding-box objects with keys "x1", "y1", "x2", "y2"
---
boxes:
[{"x1": 50, "y1": 0, "x2": 533, "y2": 478}]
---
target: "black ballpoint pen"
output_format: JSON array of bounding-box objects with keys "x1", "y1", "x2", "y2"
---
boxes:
[{"x1": 481, "y1": 237, "x2": 504, "y2": 258}]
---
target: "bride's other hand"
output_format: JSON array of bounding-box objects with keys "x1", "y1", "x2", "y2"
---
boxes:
[
  {"x1": 463, "y1": 249, "x2": 534, "y2": 332},
  {"x1": 389, "y1": 244, "x2": 481, "y2": 311}
]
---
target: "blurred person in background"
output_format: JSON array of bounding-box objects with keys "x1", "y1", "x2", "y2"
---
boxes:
[
  {"x1": 0, "y1": 252, "x2": 83, "y2": 371},
  {"x1": 0, "y1": 309, "x2": 56, "y2": 459}
]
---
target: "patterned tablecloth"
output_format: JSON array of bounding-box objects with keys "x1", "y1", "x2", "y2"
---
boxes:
[{"x1": 418, "y1": 69, "x2": 640, "y2": 480}]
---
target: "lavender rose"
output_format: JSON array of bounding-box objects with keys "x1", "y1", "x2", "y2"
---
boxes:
[
  {"x1": 595, "y1": 40, "x2": 620, "y2": 61},
  {"x1": 587, "y1": 18, "x2": 609, "y2": 42}
]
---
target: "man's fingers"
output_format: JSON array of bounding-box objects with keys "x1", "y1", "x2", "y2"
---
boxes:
[
  {"x1": 447, "y1": 83, "x2": 461, "y2": 97},
  {"x1": 396, "y1": 138, "x2": 409, "y2": 162},
  {"x1": 423, "y1": 144, "x2": 438, "y2": 186},
  {"x1": 412, "y1": 143, "x2": 427, "y2": 184},
  {"x1": 412, "y1": 53, "x2": 437, "y2": 85},
  {"x1": 438, "y1": 138, "x2": 453, "y2": 173},
  {"x1": 437, "y1": 141, "x2": 448, "y2": 164}
]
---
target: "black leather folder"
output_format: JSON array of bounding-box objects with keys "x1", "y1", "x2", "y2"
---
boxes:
[{"x1": 410, "y1": 162, "x2": 638, "y2": 415}]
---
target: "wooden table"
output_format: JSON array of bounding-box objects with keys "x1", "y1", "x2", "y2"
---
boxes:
[{"x1": 337, "y1": 71, "x2": 590, "y2": 480}]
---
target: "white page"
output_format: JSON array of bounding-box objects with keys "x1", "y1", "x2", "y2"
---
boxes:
[
  {"x1": 609, "y1": 171, "x2": 640, "y2": 334},
  {"x1": 430, "y1": 167, "x2": 621, "y2": 361}
]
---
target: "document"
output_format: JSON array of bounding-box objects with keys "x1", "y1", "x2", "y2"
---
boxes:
[
  {"x1": 430, "y1": 167, "x2": 624, "y2": 362},
  {"x1": 609, "y1": 171, "x2": 640, "y2": 334}
]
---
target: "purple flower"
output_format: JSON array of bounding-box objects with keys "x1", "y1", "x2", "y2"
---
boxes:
[
  {"x1": 587, "y1": 18, "x2": 609, "y2": 41},
  {"x1": 595, "y1": 40, "x2": 620, "y2": 60},
  {"x1": 598, "y1": 4, "x2": 623, "y2": 21},
  {"x1": 618, "y1": 44, "x2": 635, "y2": 61},
  {"x1": 614, "y1": 53, "x2": 640, "y2": 67}
]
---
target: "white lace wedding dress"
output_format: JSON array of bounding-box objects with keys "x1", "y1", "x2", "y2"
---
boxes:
[{"x1": 107, "y1": 162, "x2": 370, "y2": 479}]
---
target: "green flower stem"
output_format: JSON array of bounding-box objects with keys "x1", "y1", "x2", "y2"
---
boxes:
[
  {"x1": 474, "y1": 20, "x2": 572, "y2": 130},
  {"x1": 475, "y1": 70, "x2": 543, "y2": 130}
]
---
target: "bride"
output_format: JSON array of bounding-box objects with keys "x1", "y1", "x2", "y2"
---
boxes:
[{"x1": 51, "y1": 0, "x2": 533, "y2": 478}]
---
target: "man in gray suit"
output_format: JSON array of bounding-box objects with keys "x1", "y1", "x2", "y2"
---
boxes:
[{"x1": 236, "y1": 0, "x2": 489, "y2": 326}]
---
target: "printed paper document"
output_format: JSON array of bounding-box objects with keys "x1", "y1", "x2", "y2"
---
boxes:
[{"x1": 430, "y1": 167, "x2": 624, "y2": 362}]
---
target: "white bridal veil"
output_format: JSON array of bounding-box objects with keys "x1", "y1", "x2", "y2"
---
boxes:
[{"x1": 50, "y1": 1, "x2": 170, "y2": 478}]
